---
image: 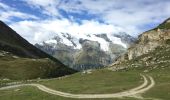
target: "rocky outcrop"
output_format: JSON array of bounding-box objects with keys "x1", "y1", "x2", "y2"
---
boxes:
[
  {"x1": 117, "y1": 19, "x2": 170, "y2": 61},
  {"x1": 128, "y1": 29, "x2": 170, "y2": 60}
]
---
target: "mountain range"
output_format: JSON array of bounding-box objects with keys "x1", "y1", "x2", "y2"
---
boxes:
[{"x1": 35, "y1": 32, "x2": 136, "y2": 70}]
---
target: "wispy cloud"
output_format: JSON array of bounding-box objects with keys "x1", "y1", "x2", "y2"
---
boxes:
[
  {"x1": 20, "y1": 0, "x2": 170, "y2": 33},
  {"x1": 58, "y1": 0, "x2": 170, "y2": 30},
  {"x1": 1, "y1": 0, "x2": 170, "y2": 44},
  {"x1": 22, "y1": 0, "x2": 62, "y2": 17},
  {"x1": 10, "y1": 19, "x2": 125, "y2": 44},
  {"x1": 0, "y1": 2, "x2": 39, "y2": 22}
]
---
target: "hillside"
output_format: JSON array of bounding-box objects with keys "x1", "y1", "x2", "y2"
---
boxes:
[
  {"x1": 110, "y1": 18, "x2": 170, "y2": 71},
  {"x1": 0, "y1": 21, "x2": 76, "y2": 80}
]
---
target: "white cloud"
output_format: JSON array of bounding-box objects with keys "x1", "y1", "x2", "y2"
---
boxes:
[
  {"x1": 102, "y1": 1, "x2": 170, "y2": 26},
  {"x1": 60, "y1": 0, "x2": 170, "y2": 29},
  {"x1": 21, "y1": 0, "x2": 170, "y2": 35},
  {"x1": 0, "y1": 2, "x2": 39, "y2": 22},
  {"x1": 2, "y1": 0, "x2": 170, "y2": 45},
  {"x1": 60, "y1": 0, "x2": 114, "y2": 14},
  {"x1": 0, "y1": 2, "x2": 11, "y2": 10},
  {"x1": 22, "y1": 0, "x2": 62, "y2": 17},
  {"x1": 9, "y1": 19, "x2": 126, "y2": 44}
]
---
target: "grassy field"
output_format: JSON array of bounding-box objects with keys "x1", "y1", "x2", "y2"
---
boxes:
[
  {"x1": 0, "y1": 68, "x2": 170, "y2": 100},
  {"x1": 0, "y1": 86, "x2": 138, "y2": 100},
  {"x1": 143, "y1": 68, "x2": 170, "y2": 100},
  {"x1": 0, "y1": 69, "x2": 143, "y2": 100},
  {"x1": 39, "y1": 69, "x2": 142, "y2": 94}
]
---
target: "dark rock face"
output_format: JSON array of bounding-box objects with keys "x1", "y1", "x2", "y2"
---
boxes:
[
  {"x1": 73, "y1": 39, "x2": 111, "y2": 70},
  {"x1": 79, "y1": 39, "x2": 100, "y2": 51},
  {"x1": 95, "y1": 34, "x2": 111, "y2": 42},
  {"x1": 109, "y1": 43, "x2": 126, "y2": 60},
  {"x1": 35, "y1": 42, "x2": 77, "y2": 67}
]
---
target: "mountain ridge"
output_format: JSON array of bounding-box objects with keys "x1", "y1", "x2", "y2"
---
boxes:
[
  {"x1": 35, "y1": 32, "x2": 136, "y2": 70},
  {"x1": 0, "y1": 20, "x2": 77, "y2": 80}
]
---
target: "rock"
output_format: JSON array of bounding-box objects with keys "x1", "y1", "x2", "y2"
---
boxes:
[
  {"x1": 12, "y1": 56, "x2": 19, "y2": 58},
  {"x1": 144, "y1": 70, "x2": 149, "y2": 73},
  {"x1": 2, "y1": 78, "x2": 10, "y2": 81},
  {"x1": 82, "y1": 70, "x2": 92, "y2": 74},
  {"x1": 122, "y1": 26, "x2": 170, "y2": 60},
  {"x1": 14, "y1": 89, "x2": 20, "y2": 91}
]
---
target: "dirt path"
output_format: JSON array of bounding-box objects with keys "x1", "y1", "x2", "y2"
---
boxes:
[{"x1": 0, "y1": 74, "x2": 155, "y2": 99}]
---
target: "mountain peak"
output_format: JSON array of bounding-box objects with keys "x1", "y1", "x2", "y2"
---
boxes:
[
  {"x1": 163, "y1": 17, "x2": 170, "y2": 23},
  {"x1": 156, "y1": 18, "x2": 170, "y2": 30}
]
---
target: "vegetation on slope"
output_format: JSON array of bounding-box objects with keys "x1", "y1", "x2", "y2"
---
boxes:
[
  {"x1": 0, "y1": 51, "x2": 75, "y2": 80},
  {"x1": 156, "y1": 18, "x2": 170, "y2": 29},
  {"x1": 110, "y1": 39, "x2": 170, "y2": 72},
  {"x1": 0, "y1": 21, "x2": 77, "y2": 80}
]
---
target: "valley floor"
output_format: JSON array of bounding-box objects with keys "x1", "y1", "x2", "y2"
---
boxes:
[
  {"x1": 0, "y1": 74, "x2": 154, "y2": 99},
  {"x1": 0, "y1": 68, "x2": 170, "y2": 100}
]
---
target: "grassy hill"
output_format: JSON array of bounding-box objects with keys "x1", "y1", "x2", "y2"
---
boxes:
[{"x1": 0, "y1": 21, "x2": 77, "y2": 80}]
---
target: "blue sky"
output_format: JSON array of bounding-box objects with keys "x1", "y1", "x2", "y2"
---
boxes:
[{"x1": 0, "y1": 0, "x2": 170, "y2": 44}]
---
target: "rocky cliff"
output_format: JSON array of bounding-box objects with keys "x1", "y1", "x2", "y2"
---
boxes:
[
  {"x1": 110, "y1": 18, "x2": 170, "y2": 71},
  {"x1": 116, "y1": 18, "x2": 170, "y2": 62}
]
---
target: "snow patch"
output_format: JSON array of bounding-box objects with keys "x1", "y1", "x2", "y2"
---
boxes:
[
  {"x1": 40, "y1": 32, "x2": 129, "y2": 51},
  {"x1": 45, "y1": 40, "x2": 57, "y2": 44},
  {"x1": 108, "y1": 35, "x2": 127, "y2": 48}
]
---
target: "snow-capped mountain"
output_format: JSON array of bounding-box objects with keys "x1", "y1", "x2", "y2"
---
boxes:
[{"x1": 35, "y1": 32, "x2": 136, "y2": 70}]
